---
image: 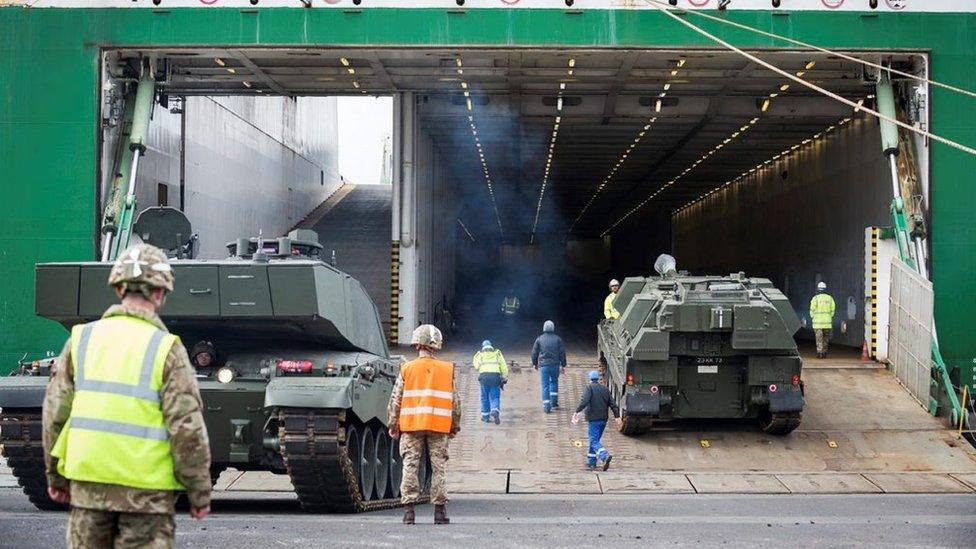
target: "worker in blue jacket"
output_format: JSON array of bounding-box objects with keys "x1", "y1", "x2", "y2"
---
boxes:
[
  {"x1": 573, "y1": 371, "x2": 623, "y2": 471},
  {"x1": 531, "y1": 320, "x2": 566, "y2": 414}
]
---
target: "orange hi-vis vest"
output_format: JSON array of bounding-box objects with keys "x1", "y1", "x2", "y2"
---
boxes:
[{"x1": 398, "y1": 357, "x2": 455, "y2": 434}]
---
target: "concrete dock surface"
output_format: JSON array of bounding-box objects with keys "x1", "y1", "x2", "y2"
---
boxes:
[{"x1": 1, "y1": 490, "x2": 974, "y2": 548}]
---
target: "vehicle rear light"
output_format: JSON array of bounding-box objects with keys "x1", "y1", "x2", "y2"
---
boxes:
[
  {"x1": 768, "y1": 384, "x2": 778, "y2": 392},
  {"x1": 650, "y1": 385, "x2": 659, "y2": 395},
  {"x1": 626, "y1": 373, "x2": 635, "y2": 386},
  {"x1": 277, "y1": 359, "x2": 313, "y2": 374},
  {"x1": 791, "y1": 374, "x2": 801, "y2": 387}
]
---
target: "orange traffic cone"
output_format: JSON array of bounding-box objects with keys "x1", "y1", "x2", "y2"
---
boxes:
[{"x1": 861, "y1": 340, "x2": 871, "y2": 362}]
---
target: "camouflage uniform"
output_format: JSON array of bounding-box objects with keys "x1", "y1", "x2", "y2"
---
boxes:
[
  {"x1": 42, "y1": 245, "x2": 211, "y2": 549},
  {"x1": 815, "y1": 328, "x2": 832, "y2": 355},
  {"x1": 387, "y1": 371, "x2": 461, "y2": 505}
]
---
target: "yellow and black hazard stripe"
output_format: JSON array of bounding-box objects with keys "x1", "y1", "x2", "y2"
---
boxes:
[
  {"x1": 867, "y1": 227, "x2": 879, "y2": 358},
  {"x1": 389, "y1": 241, "x2": 400, "y2": 345}
]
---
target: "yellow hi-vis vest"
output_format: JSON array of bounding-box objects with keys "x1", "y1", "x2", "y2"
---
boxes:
[
  {"x1": 809, "y1": 293, "x2": 836, "y2": 330},
  {"x1": 51, "y1": 316, "x2": 183, "y2": 491},
  {"x1": 473, "y1": 349, "x2": 508, "y2": 377},
  {"x1": 604, "y1": 293, "x2": 620, "y2": 320}
]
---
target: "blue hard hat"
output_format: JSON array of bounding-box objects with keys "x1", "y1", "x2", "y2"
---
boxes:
[
  {"x1": 482, "y1": 340, "x2": 492, "y2": 350},
  {"x1": 589, "y1": 370, "x2": 600, "y2": 381}
]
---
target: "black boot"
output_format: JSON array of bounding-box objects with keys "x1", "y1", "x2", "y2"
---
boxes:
[
  {"x1": 434, "y1": 504, "x2": 450, "y2": 525},
  {"x1": 403, "y1": 503, "x2": 415, "y2": 524}
]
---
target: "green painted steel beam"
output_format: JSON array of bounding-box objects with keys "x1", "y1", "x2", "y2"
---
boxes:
[{"x1": 0, "y1": 7, "x2": 975, "y2": 379}]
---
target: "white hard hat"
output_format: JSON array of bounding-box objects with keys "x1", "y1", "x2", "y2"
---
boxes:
[
  {"x1": 609, "y1": 279, "x2": 620, "y2": 288},
  {"x1": 817, "y1": 281, "x2": 827, "y2": 290}
]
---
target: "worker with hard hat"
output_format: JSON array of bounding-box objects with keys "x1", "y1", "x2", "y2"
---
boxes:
[
  {"x1": 473, "y1": 340, "x2": 509, "y2": 424},
  {"x1": 604, "y1": 279, "x2": 622, "y2": 319},
  {"x1": 573, "y1": 370, "x2": 623, "y2": 471},
  {"x1": 531, "y1": 320, "x2": 566, "y2": 414},
  {"x1": 810, "y1": 281, "x2": 837, "y2": 359},
  {"x1": 42, "y1": 244, "x2": 212, "y2": 547},
  {"x1": 388, "y1": 324, "x2": 460, "y2": 525},
  {"x1": 501, "y1": 289, "x2": 520, "y2": 317}
]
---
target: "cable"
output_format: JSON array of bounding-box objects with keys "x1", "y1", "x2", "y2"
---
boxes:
[
  {"x1": 644, "y1": 0, "x2": 976, "y2": 158},
  {"x1": 641, "y1": 0, "x2": 976, "y2": 101}
]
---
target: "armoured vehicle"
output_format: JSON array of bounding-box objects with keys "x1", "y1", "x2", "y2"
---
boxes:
[
  {"x1": 598, "y1": 255, "x2": 804, "y2": 436},
  {"x1": 0, "y1": 213, "x2": 426, "y2": 512}
]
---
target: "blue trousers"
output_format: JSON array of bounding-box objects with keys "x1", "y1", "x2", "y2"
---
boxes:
[
  {"x1": 587, "y1": 420, "x2": 610, "y2": 467},
  {"x1": 479, "y1": 372, "x2": 502, "y2": 419},
  {"x1": 539, "y1": 365, "x2": 560, "y2": 410}
]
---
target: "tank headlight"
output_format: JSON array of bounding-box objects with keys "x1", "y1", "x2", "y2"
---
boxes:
[{"x1": 216, "y1": 367, "x2": 236, "y2": 384}]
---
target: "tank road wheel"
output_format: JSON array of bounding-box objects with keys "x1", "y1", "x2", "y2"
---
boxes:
[
  {"x1": 759, "y1": 410, "x2": 802, "y2": 435},
  {"x1": 359, "y1": 426, "x2": 377, "y2": 501},
  {"x1": 374, "y1": 428, "x2": 391, "y2": 499},
  {"x1": 0, "y1": 412, "x2": 67, "y2": 511},
  {"x1": 345, "y1": 424, "x2": 362, "y2": 495},
  {"x1": 389, "y1": 437, "x2": 403, "y2": 499},
  {"x1": 279, "y1": 409, "x2": 411, "y2": 512}
]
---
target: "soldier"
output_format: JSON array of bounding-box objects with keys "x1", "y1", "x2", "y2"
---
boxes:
[
  {"x1": 42, "y1": 244, "x2": 212, "y2": 548},
  {"x1": 388, "y1": 324, "x2": 461, "y2": 525},
  {"x1": 810, "y1": 281, "x2": 837, "y2": 359}
]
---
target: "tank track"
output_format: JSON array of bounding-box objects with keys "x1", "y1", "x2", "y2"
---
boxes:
[
  {"x1": 0, "y1": 411, "x2": 66, "y2": 511},
  {"x1": 760, "y1": 412, "x2": 802, "y2": 435},
  {"x1": 278, "y1": 408, "x2": 422, "y2": 513},
  {"x1": 618, "y1": 412, "x2": 654, "y2": 436}
]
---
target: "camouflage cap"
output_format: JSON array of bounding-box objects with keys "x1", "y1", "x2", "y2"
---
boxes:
[
  {"x1": 108, "y1": 244, "x2": 175, "y2": 293},
  {"x1": 410, "y1": 324, "x2": 443, "y2": 350}
]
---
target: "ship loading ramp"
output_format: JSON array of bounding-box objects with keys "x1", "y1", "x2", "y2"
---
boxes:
[
  {"x1": 60, "y1": 41, "x2": 976, "y2": 494},
  {"x1": 205, "y1": 349, "x2": 976, "y2": 496}
]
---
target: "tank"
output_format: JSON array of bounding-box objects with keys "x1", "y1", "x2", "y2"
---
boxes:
[
  {"x1": 0, "y1": 220, "x2": 427, "y2": 512},
  {"x1": 597, "y1": 255, "x2": 805, "y2": 436}
]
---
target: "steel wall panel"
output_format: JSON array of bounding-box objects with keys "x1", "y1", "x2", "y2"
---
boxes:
[
  {"x1": 673, "y1": 117, "x2": 891, "y2": 347},
  {"x1": 887, "y1": 259, "x2": 934, "y2": 409}
]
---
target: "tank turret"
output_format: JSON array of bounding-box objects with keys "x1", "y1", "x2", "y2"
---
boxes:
[{"x1": 35, "y1": 228, "x2": 387, "y2": 357}]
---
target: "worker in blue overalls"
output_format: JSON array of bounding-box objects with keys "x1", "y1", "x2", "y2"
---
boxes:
[
  {"x1": 473, "y1": 340, "x2": 509, "y2": 424},
  {"x1": 531, "y1": 320, "x2": 566, "y2": 413},
  {"x1": 573, "y1": 370, "x2": 623, "y2": 471}
]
